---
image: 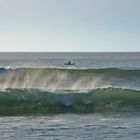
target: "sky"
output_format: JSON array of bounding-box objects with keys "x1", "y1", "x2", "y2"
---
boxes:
[{"x1": 0, "y1": 0, "x2": 140, "y2": 52}]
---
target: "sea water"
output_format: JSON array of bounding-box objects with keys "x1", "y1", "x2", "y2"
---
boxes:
[
  {"x1": 0, "y1": 52, "x2": 140, "y2": 140},
  {"x1": 0, "y1": 113, "x2": 140, "y2": 140},
  {"x1": 0, "y1": 52, "x2": 140, "y2": 69}
]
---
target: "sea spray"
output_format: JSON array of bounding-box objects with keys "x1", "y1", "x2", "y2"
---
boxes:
[{"x1": 0, "y1": 68, "x2": 140, "y2": 90}]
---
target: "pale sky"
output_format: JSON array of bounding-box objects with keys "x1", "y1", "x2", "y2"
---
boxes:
[{"x1": 0, "y1": 0, "x2": 140, "y2": 52}]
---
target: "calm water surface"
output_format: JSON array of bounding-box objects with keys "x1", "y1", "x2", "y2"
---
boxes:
[{"x1": 0, "y1": 52, "x2": 140, "y2": 69}]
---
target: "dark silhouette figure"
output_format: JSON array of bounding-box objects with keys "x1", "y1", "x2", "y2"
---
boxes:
[
  {"x1": 64, "y1": 61, "x2": 75, "y2": 65},
  {"x1": 68, "y1": 61, "x2": 71, "y2": 65}
]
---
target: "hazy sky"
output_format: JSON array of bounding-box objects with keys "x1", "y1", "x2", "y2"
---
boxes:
[{"x1": 0, "y1": 0, "x2": 140, "y2": 52}]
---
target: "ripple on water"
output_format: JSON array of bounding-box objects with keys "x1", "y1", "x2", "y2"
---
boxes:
[{"x1": 0, "y1": 113, "x2": 140, "y2": 140}]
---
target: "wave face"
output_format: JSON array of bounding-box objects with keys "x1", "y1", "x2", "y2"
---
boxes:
[
  {"x1": 0, "y1": 88, "x2": 140, "y2": 115},
  {"x1": 0, "y1": 68, "x2": 140, "y2": 115},
  {"x1": 0, "y1": 68, "x2": 140, "y2": 90}
]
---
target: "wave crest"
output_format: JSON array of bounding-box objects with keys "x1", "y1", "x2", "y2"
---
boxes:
[{"x1": 0, "y1": 68, "x2": 140, "y2": 90}]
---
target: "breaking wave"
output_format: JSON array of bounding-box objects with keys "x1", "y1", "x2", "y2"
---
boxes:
[{"x1": 0, "y1": 67, "x2": 140, "y2": 115}]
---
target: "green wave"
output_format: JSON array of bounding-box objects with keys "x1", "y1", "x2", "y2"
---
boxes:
[{"x1": 0, "y1": 88, "x2": 140, "y2": 115}]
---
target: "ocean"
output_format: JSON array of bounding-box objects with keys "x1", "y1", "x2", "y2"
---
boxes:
[
  {"x1": 0, "y1": 52, "x2": 140, "y2": 69},
  {"x1": 0, "y1": 52, "x2": 140, "y2": 140}
]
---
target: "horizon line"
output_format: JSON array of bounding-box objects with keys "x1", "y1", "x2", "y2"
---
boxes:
[{"x1": 0, "y1": 51, "x2": 140, "y2": 53}]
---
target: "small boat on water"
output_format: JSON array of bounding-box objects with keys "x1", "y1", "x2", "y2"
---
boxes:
[{"x1": 64, "y1": 61, "x2": 75, "y2": 65}]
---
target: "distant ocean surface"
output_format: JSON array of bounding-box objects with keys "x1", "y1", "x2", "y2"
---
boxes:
[
  {"x1": 0, "y1": 52, "x2": 140, "y2": 69},
  {"x1": 0, "y1": 52, "x2": 140, "y2": 140}
]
